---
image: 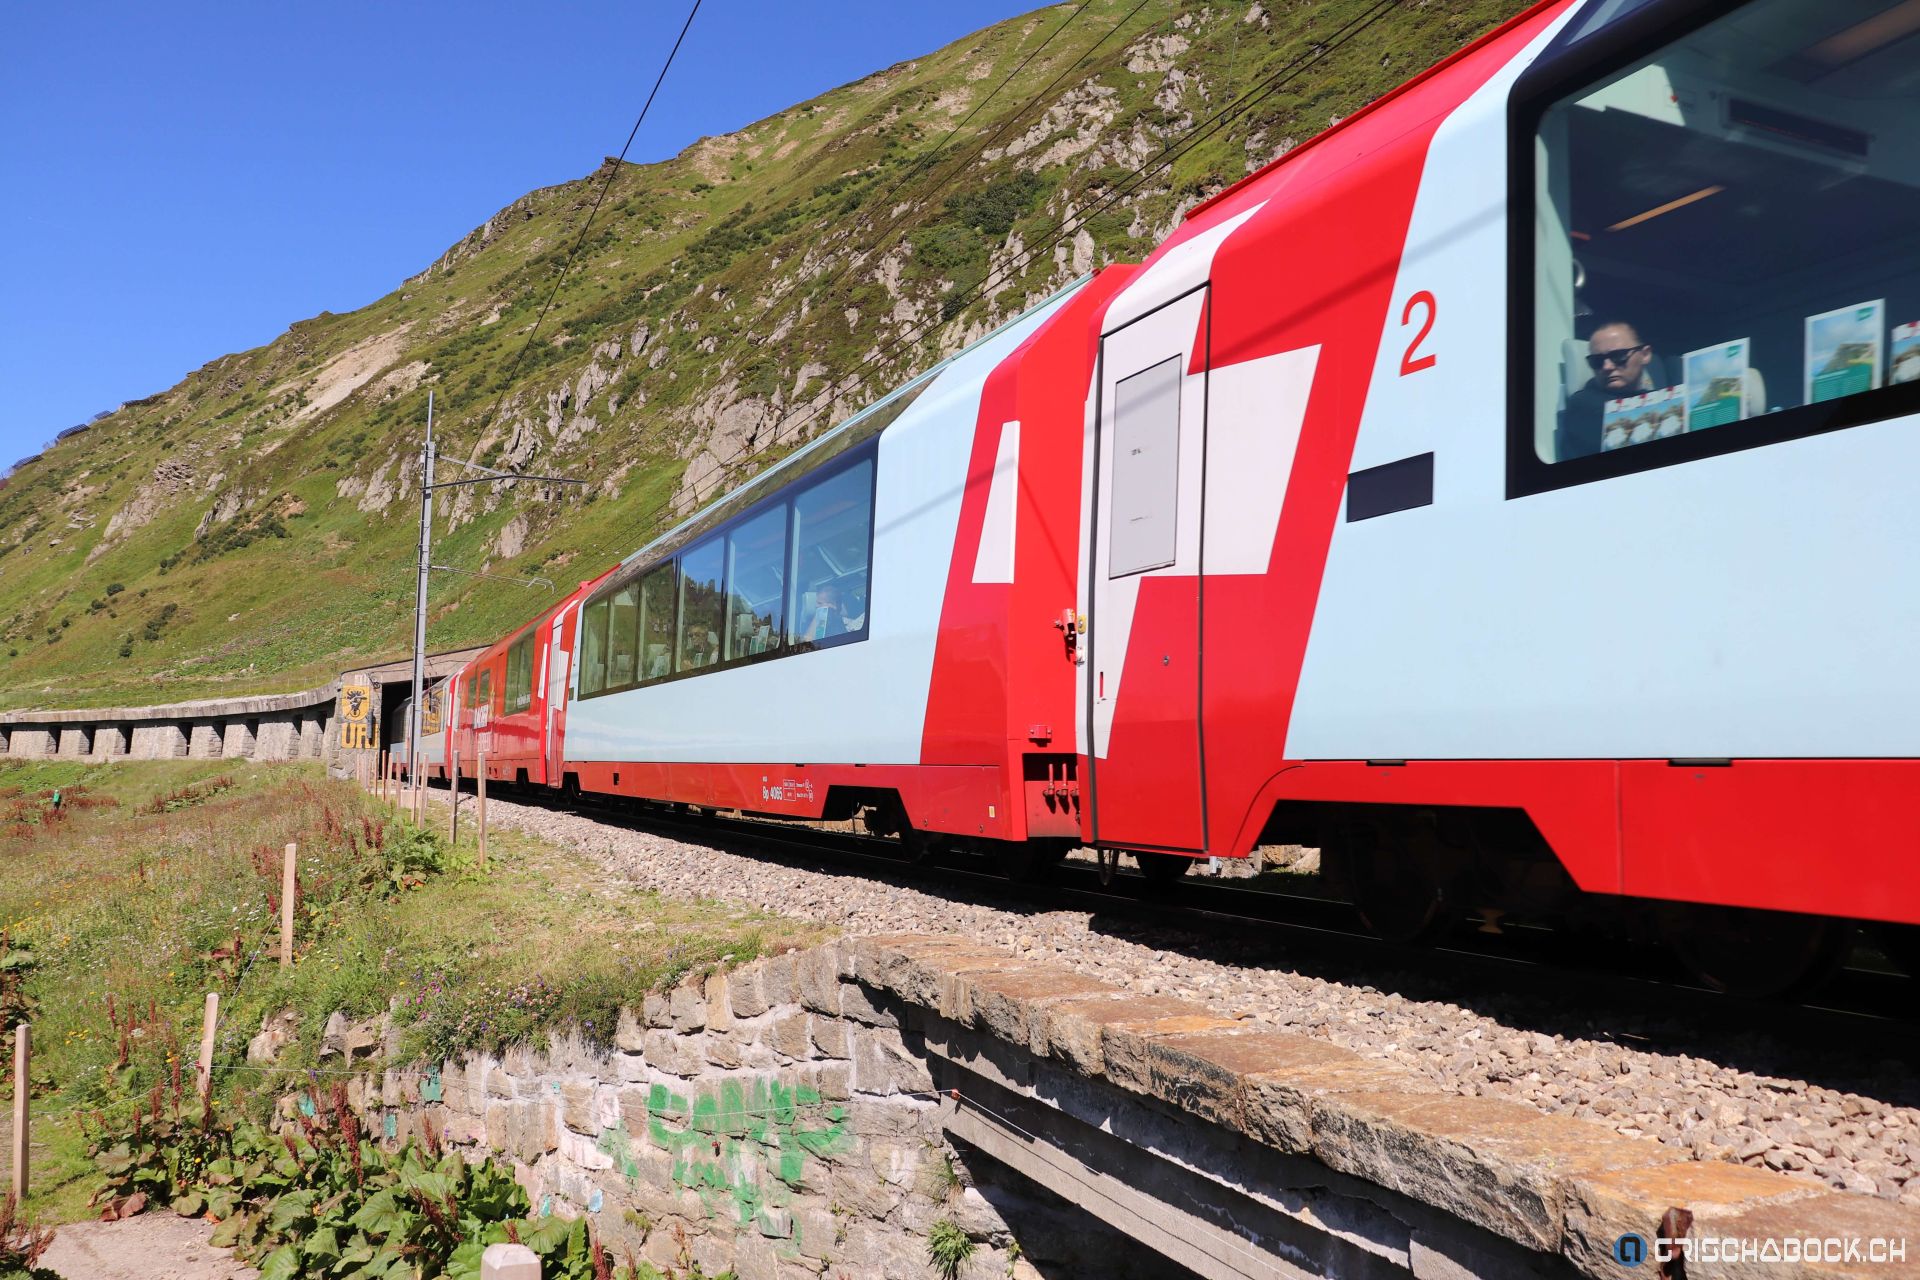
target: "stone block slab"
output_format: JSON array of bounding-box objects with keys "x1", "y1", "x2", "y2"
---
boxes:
[
  {"x1": 1564, "y1": 1160, "x2": 1836, "y2": 1279},
  {"x1": 1311, "y1": 1090, "x2": 1673, "y2": 1253}
]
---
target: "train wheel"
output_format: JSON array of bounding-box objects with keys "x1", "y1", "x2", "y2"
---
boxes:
[
  {"x1": 1331, "y1": 816, "x2": 1451, "y2": 946},
  {"x1": 1662, "y1": 904, "x2": 1847, "y2": 998},
  {"x1": 899, "y1": 828, "x2": 938, "y2": 866},
  {"x1": 1135, "y1": 852, "x2": 1192, "y2": 884},
  {"x1": 996, "y1": 842, "x2": 1065, "y2": 883}
]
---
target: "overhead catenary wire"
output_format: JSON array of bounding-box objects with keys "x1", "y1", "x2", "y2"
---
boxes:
[
  {"x1": 466, "y1": 0, "x2": 704, "y2": 453},
  {"x1": 564, "y1": 0, "x2": 1407, "y2": 573},
  {"x1": 475, "y1": 0, "x2": 1153, "y2": 583}
]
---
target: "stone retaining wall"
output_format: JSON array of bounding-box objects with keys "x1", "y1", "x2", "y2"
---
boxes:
[
  {"x1": 322, "y1": 946, "x2": 1116, "y2": 1279},
  {"x1": 326, "y1": 937, "x2": 1919, "y2": 1280}
]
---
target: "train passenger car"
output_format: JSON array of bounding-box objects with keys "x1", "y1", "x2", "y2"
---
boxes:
[
  {"x1": 1071, "y1": 0, "x2": 1920, "y2": 990},
  {"x1": 554, "y1": 270, "x2": 1128, "y2": 856},
  {"x1": 444, "y1": 577, "x2": 608, "y2": 788}
]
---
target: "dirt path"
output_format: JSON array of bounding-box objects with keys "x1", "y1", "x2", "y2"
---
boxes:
[{"x1": 40, "y1": 1213, "x2": 260, "y2": 1280}]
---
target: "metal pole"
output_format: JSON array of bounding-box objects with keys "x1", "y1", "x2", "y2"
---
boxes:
[
  {"x1": 10, "y1": 1023, "x2": 26, "y2": 1202},
  {"x1": 448, "y1": 750, "x2": 459, "y2": 846},
  {"x1": 477, "y1": 750, "x2": 488, "y2": 869},
  {"x1": 409, "y1": 392, "x2": 435, "y2": 830}
]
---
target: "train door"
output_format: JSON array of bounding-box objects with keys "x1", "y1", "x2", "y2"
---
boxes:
[
  {"x1": 1086, "y1": 286, "x2": 1209, "y2": 853},
  {"x1": 545, "y1": 611, "x2": 569, "y2": 785}
]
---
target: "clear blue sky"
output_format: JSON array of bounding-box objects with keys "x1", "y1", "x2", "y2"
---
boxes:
[{"x1": 0, "y1": 0, "x2": 1047, "y2": 465}]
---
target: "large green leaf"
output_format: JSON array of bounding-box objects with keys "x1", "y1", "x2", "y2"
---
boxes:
[
  {"x1": 445, "y1": 1239, "x2": 486, "y2": 1280},
  {"x1": 269, "y1": 1189, "x2": 319, "y2": 1235},
  {"x1": 303, "y1": 1225, "x2": 342, "y2": 1260},
  {"x1": 257, "y1": 1244, "x2": 303, "y2": 1280}
]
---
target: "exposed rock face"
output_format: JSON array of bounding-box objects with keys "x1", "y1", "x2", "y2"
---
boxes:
[
  {"x1": 248, "y1": 1008, "x2": 300, "y2": 1065},
  {"x1": 93, "y1": 457, "x2": 196, "y2": 559},
  {"x1": 494, "y1": 514, "x2": 528, "y2": 561}
]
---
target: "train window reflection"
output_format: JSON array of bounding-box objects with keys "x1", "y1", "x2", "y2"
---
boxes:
[
  {"x1": 1532, "y1": 0, "x2": 1920, "y2": 465},
  {"x1": 788, "y1": 459, "x2": 872, "y2": 650},
  {"x1": 607, "y1": 585, "x2": 639, "y2": 690},
  {"x1": 678, "y1": 538, "x2": 725, "y2": 673},
  {"x1": 726, "y1": 504, "x2": 787, "y2": 662},
  {"x1": 579, "y1": 597, "x2": 608, "y2": 697},
  {"x1": 639, "y1": 563, "x2": 677, "y2": 682}
]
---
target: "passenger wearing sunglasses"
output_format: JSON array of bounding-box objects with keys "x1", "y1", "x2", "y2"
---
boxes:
[{"x1": 1559, "y1": 320, "x2": 1671, "y2": 459}]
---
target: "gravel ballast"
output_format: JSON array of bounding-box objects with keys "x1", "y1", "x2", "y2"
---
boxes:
[{"x1": 475, "y1": 793, "x2": 1920, "y2": 1206}]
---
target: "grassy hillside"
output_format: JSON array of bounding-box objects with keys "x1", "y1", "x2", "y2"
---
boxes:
[
  {"x1": 0, "y1": 758, "x2": 815, "y2": 1219},
  {"x1": 0, "y1": 0, "x2": 1529, "y2": 711}
]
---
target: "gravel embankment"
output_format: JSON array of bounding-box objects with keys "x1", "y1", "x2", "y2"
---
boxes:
[{"x1": 478, "y1": 794, "x2": 1920, "y2": 1205}]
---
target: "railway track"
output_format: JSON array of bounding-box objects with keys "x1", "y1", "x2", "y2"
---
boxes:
[{"x1": 434, "y1": 778, "x2": 1920, "y2": 1077}]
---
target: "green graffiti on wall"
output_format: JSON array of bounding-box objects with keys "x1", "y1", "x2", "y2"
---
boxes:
[
  {"x1": 596, "y1": 1118, "x2": 644, "y2": 1184},
  {"x1": 642, "y1": 1077, "x2": 850, "y2": 1229}
]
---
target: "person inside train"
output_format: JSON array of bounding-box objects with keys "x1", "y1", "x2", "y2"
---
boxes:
[
  {"x1": 683, "y1": 623, "x2": 719, "y2": 668},
  {"x1": 798, "y1": 583, "x2": 847, "y2": 644},
  {"x1": 1558, "y1": 319, "x2": 1672, "y2": 459}
]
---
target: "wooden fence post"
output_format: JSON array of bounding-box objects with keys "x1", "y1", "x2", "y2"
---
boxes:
[
  {"x1": 196, "y1": 993, "x2": 219, "y2": 1103},
  {"x1": 281, "y1": 843, "x2": 297, "y2": 969},
  {"x1": 378, "y1": 751, "x2": 388, "y2": 805},
  {"x1": 476, "y1": 751, "x2": 488, "y2": 869},
  {"x1": 448, "y1": 751, "x2": 460, "y2": 846},
  {"x1": 10, "y1": 1023, "x2": 26, "y2": 1203}
]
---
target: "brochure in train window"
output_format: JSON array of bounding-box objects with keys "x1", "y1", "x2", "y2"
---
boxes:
[
  {"x1": 1892, "y1": 322, "x2": 1920, "y2": 387},
  {"x1": 1682, "y1": 340, "x2": 1749, "y2": 430},
  {"x1": 1804, "y1": 300, "x2": 1884, "y2": 404},
  {"x1": 1600, "y1": 385, "x2": 1685, "y2": 452}
]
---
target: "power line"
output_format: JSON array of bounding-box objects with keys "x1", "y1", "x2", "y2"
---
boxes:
[
  {"x1": 584, "y1": 0, "x2": 1145, "y2": 563},
  {"x1": 466, "y1": 0, "x2": 705, "y2": 453},
  {"x1": 568, "y1": 0, "x2": 1405, "y2": 570}
]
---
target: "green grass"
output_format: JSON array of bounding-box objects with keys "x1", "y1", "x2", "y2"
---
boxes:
[{"x1": 0, "y1": 759, "x2": 822, "y2": 1223}]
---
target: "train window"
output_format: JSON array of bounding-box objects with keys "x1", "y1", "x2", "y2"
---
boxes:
[
  {"x1": 1528, "y1": 0, "x2": 1920, "y2": 478},
  {"x1": 579, "y1": 596, "x2": 608, "y2": 697},
  {"x1": 725, "y1": 503, "x2": 788, "y2": 662},
  {"x1": 507, "y1": 632, "x2": 534, "y2": 713},
  {"x1": 606, "y1": 585, "x2": 639, "y2": 691},
  {"x1": 678, "y1": 537, "x2": 726, "y2": 672},
  {"x1": 1108, "y1": 357, "x2": 1181, "y2": 577},
  {"x1": 638, "y1": 562, "x2": 677, "y2": 682},
  {"x1": 475, "y1": 671, "x2": 492, "y2": 717},
  {"x1": 788, "y1": 458, "x2": 873, "y2": 650}
]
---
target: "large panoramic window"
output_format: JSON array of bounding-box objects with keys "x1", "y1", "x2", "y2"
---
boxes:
[
  {"x1": 606, "y1": 584, "x2": 639, "y2": 691},
  {"x1": 1527, "y1": 0, "x2": 1920, "y2": 478},
  {"x1": 574, "y1": 445, "x2": 877, "y2": 699},
  {"x1": 639, "y1": 562, "x2": 677, "y2": 682},
  {"x1": 788, "y1": 458, "x2": 872, "y2": 650},
  {"x1": 725, "y1": 504, "x2": 787, "y2": 661},
  {"x1": 678, "y1": 538, "x2": 726, "y2": 673}
]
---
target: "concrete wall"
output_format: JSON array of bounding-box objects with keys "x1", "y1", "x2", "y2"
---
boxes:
[
  {"x1": 221, "y1": 720, "x2": 256, "y2": 760},
  {"x1": 7, "y1": 727, "x2": 52, "y2": 758},
  {"x1": 0, "y1": 679, "x2": 341, "y2": 769},
  {"x1": 130, "y1": 724, "x2": 188, "y2": 760},
  {"x1": 96, "y1": 724, "x2": 128, "y2": 759},
  {"x1": 254, "y1": 719, "x2": 295, "y2": 761}
]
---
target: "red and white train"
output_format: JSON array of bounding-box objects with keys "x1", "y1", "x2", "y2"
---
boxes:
[{"x1": 407, "y1": 0, "x2": 1920, "y2": 995}]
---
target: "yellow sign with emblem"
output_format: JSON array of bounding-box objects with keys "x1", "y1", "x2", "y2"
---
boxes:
[{"x1": 338, "y1": 679, "x2": 375, "y2": 751}]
